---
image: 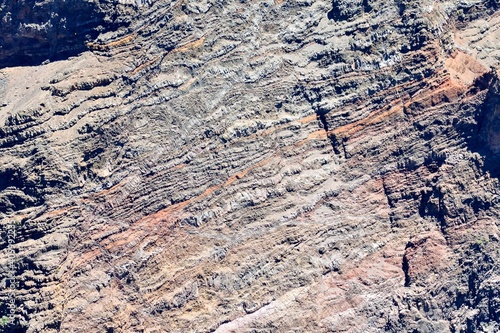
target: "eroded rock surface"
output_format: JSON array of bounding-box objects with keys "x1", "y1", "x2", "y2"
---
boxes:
[{"x1": 0, "y1": 1, "x2": 499, "y2": 332}]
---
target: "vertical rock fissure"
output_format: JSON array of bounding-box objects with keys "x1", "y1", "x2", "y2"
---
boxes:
[
  {"x1": 402, "y1": 252, "x2": 411, "y2": 287},
  {"x1": 317, "y1": 113, "x2": 344, "y2": 156}
]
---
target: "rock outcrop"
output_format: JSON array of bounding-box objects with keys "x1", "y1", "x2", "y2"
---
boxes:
[
  {"x1": 0, "y1": 0, "x2": 136, "y2": 68},
  {"x1": 0, "y1": 0, "x2": 499, "y2": 332}
]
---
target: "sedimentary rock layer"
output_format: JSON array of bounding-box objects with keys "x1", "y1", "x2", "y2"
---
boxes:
[{"x1": 0, "y1": 0, "x2": 499, "y2": 332}]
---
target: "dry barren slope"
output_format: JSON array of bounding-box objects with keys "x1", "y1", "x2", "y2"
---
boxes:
[{"x1": 0, "y1": 0, "x2": 500, "y2": 332}]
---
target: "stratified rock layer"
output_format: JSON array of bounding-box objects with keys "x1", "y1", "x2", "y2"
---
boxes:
[{"x1": 0, "y1": 1, "x2": 499, "y2": 332}]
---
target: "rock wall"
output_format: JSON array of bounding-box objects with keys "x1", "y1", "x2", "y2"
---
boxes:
[
  {"x1": 0, "y1": 0, "x2": 136, "y2": 68},
  {"x1": 0, "y1": 0, "x2": 499, "y2": 332}
]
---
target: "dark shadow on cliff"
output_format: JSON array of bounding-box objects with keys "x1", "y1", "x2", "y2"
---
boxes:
[
  {"x1": 456, "y1": 70, "x2": 500, "y2": 179},
  {"x1": 0, "y1": 0, "x2": 121, "y2": 68},
  {"x1": 327, "y1": 0, "x2": 372, "y2": 21}
]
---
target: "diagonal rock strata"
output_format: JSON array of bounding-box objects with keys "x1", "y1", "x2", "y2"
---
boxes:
[{"x1": 0, "y1": 1, "x2": 499, "y2": 332}]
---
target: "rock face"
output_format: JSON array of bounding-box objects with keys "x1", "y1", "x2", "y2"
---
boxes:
[
  {"x1": 0, "y1": 0, "x2": 499, "y2": 332},
  {"x1": 478, "y1": 77, "x2": 500, "y2": 177},
  {"x1": 0, "y1": 0, "x2": 135, "y2": 68}
]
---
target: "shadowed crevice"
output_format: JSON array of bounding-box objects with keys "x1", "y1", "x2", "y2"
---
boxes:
[
  {"x1": 457, "y1": 71, "x2": 500, "y2": 179},
  {"x1": 0, "y1": 0, "x2": 127, "y2": 68}
]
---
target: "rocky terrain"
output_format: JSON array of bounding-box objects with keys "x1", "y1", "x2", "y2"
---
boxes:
[{"x1": 0, "y1": 0, "x2": 499, "y2": 332}]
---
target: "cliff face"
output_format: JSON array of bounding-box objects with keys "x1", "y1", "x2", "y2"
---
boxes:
[
  {"x1": 479, "y1": 77, "x2": 500, "y2": 177},
  {"x1": 0, "y1": 0, "x2": 135, "y2": 68},
  {"x1": 0, "y1": 1, "x2": 499, "y2": 332}
]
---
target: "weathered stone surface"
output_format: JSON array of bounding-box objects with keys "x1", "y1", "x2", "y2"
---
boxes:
[{"x1": 0, "y1": 0, "x2": 499, "y2": 332}]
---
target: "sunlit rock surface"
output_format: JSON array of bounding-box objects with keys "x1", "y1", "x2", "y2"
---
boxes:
[{"x1": 0, "y1": 1, "x2": 499, "y2": 332}]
